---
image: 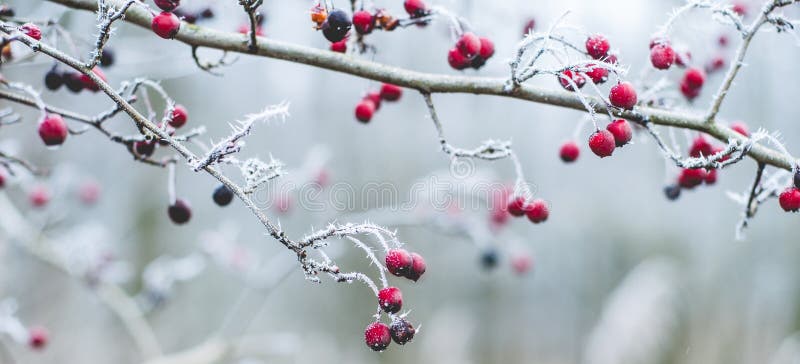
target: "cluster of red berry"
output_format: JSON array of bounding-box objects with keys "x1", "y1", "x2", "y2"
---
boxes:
[
  {"x1": 151, "y1": 0, "x2": 182, "y2": 39},
  {"x1": 354, "y1": 83, "x2": 403, "y2": 123},
  {"x1": 364, "y1": 248, "x2": 425, "y2": 351},
  {"x1": 447, "y1": 32, "x2": 495, "y2": 70},
  {"x1": 505, "y1": 197, "x2": 549, "y2": 225},
  {"x1": 780, "y1": 171, "x2": 800, "y2": 212}
]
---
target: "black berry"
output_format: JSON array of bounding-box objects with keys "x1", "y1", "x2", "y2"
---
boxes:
[
  {"x1": 100, "y1": 48, "x2": 115, "y2": 67},
  {"x1": 480, "y1": 248, "x2": 499, "y2": 270},
  {"x1": 321, "y1": 9, "x2": 351, "y2": 43},
  {"x1": 168, "y1": 199, "x2": 192, "y2": 224},
  {"x1": 664, "y1": 184, "x2": 681, "y2": 201},
  {"x1": 794, "y1": 170, "x2": 800, "y2": 189},
  {"x1": 389, "y1": 318, "x2": 416, "y2": 345},
  {"x1": 44, "y1": 68, "x2": 63, "y2": 91},
  {"x1": 212, "y1": 184, "x2": 234, "y2": 206},
  {"x1": 64, "y1": 72, "x2": 84, "y2": 93}
]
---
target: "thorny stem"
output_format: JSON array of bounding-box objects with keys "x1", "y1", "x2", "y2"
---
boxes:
[{"x1": 39, "y1": 0, "x2": 800, "y2": 171}]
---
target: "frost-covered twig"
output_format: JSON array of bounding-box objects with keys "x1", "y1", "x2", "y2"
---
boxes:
[{"x1": 86, "y1": 0, "x2": 137, "y2": 69}]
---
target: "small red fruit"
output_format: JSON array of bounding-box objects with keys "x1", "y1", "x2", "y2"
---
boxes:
[
  {"x1": 170, "y1": 104, "x2": 189, "y2": 128},
  {"x1": 730, "y1": 122, "x2": 749, "y2": 137},
  {"x1": 680, "y1": 81, "x2": 700, "y2": 100},
  {"x1": 558, "y1": 69, "x2": 586, "y2": 91},
  {"x1": 0, "y1": 169, "x2": 6, "y2": 189},
  {"x1": 19, "y1": 23, "x2": 42, "y2": 40},
  {"x1": 588, "y1": 130, "x2": 616, "y2": 158},
  {"x1": 352, "y1": 10, "x2": 374, "y2": 34},
  {"x1": 522, "y1": 18, "x2": 535, "y2": 35},
  {"x1": 559, "y1": 141, "x2": 580, "y2": 162},
  {"x1": 364, "y1": 92, "x2": 382, "y2": 110},
  {"x1": 28, "y1": 326, "x2": 48, "y2": 350},
  {"x1": 606, "y1": 119, "x2": 633, "y2": 147},
  {"x1": 526, "y1": 199, "x2": 549, "y2": 224},
  {"x1": 779, "y1": 187, "x2": 800, "y2": 212},
  {"x1": 511, "y1": 253, "x2": 533, "y2": 275},
  {"x1": 29, "y1": 185, "x2": 50, "y2": 208},
  {"x1": 167, "y1": 198, "x2": 192, "y2": 224},
  {"x1": 151, "y1": 11, "x2": 181, "y2": 39},
  {"x1": 586, "y1": 65, "x2": 608, "y2": 84},
  {"x1": 78, "y1": 67, "x2": 107, "y2": 92},
  {"x1": 154, "y1": 0, "x2": 180, "y2": 11},
  {"x1": 683, "y1": 67, "x2": 706, "y2": 89},
  {"x1": 650, "y1": 43, "x2": 676, "y2": 70},
  {"x1": 389, "y1": 318, "x2": 416, "y2": 345},
  {"x1": 379, "y1": 83, "x2": 403, "y2": 102},
  {"x1": 79, "y1": 179, "x2": 101, "y2": 205},
  {"x1": 403, "y1": 0, "x2": 428, "y2": 18},
  {"x1": 406, "y1": 252, "x2": 426, "y2": 282},
  {"x1": 133, "y1": 140, "x2": 156, "y2": 157},
  {"x1": 678, "y1": 168, "x2": 707, "y2": 189},
  {"x1": 385, "y1": 249, "x2": 413, "y2": 277},
  {"x1": 507, "y1": 196, "x2": 529, "y2": 217},
  {"x1": 689, "y1": 136, "x2": 714, "y2": 158},
  {"x1": 706, "y1": 56, "x2": 725, "y2": 73},
  {"x1": 585, "y1": 34, "x2": 610, "y2": 59},
  {"x1": 355, "y1": 100, "x2": 376, "y2": 123},
  {"x1": 478, "y1": 37, "x2": 495, "y2": 60},
  {"x1": 732, "y1": 2, "x2": 747, "y2": 16},
  {"x1": 704, "y1": 168, "x2": 718, "y2": 185},
  {"x1": 38, "y1": 114, "x2": 68, "y2": 146},
  {"x1": 377, "y1": 286, "x2": 403, "y2": 313},
  {"x1": 330, "y1": 39, "x2": 347, "y2": 53},
  {"x1": 609, "y1": 82, "x2": 638, "y2": 110},
  {"x1": 364, "y1": 322, "x2": 391, "y2": 351},
  {"x1": 456, "y1": 32, "x2": 481, "y2": 59},
  {"x1": 447, "y1": 47, "x2": 470, "y2": 70}
]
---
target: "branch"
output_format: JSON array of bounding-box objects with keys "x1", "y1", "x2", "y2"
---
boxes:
[{"x1": 40, "y1": 0, "x2": 799, "y2": 172}]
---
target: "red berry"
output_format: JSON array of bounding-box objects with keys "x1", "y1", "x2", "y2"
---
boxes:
[
  {"x1": 79, "y1": 179, "x2": 101, "y2": 205},
  {"x1": 456, "y1": 32, "x2": 481, "y2": 59},
  {"x1": 650, "y1": 44, "x2": 676, "y2": 70},
  {"x1": 680, "y1": 80, "x2": 700, "y2": 100},
  {"x1": 447, "y1": 47, "x2": 470, "y2": 70},
  {"x1": 558, "y1": 69, "x2": 586, "y2": 91},
  {"x1": 28, "y1": 326, "x2": 48, "y2": 350},
  {"x1": 689, "y1": 136, "x2": 714, "y2": 158},
  {"x1": 507, "y1": 196, "x2": 529, "y2": 217},
  {"x1": 704, "y1": 168, "x2": 718, "y2": 185},
  {"x1": 678, "y1": 168, "x2": 707, "y2": 189},
  {"x1": 352, "y1": 10, "x2": 374, "y2": 34},
  {"x1": 29, "y1": 185, "x2": 50, "y2": 208},
  {"x1": 478, "y1": 37, "x2": 495, "y2": 60},
  {"x1": 154, "y1": 0, "x2": 180, "y2": 11},
  {"x1": 385, "y1": 249, "x2": 413, "y2": 277},
  {"x1": 379, "y1": 83, "x2": 403, "y2": 102},
  {"x1": 585, "y1": 65, "x2": 608, "y2": 84},
  {"x1": 559, "y1": 141, "x2": 580, "y2": 162},
  {"x1": 0, "y1": 169, "x2": 6, "y2": 189},
  {"x1": 606, "y1": 119, "x2": 633, "y2": 147},
  {"x1": 133, "y1": 140, "x2": 156, "y2": 157},
  {"x1": 779, "y1": 187, "x2": 800, "y2": 212},
  {"x1": 389, "y1": 318, "x2": 416, "y2": 345},
  {"x1": 675, "y1": 50, "x2": 691, "y2": 67},
  {"x1": 406, "y1": 252, "x2": 426, "y2": 282},
  {"x1": 355, "y1": 100, "x2": 376, "y2": 123},
  {"x1": 330, "y1": 39, "x2": 347, "y2": 53},
  {"x1": 609, "y1": 82, "x2": 638, "y2": 110},
  {"x1": 364, "y1": 92, "x2": 382, "y2": 110},
  {"x1": 170, "y1": 104, "x2": 189, "y2": 128},
  {"x1": 732, "y1": 2, "x2": 747, "y2": 16},
  {"x1": 585, "y1": 34, "x2": 610, "y2": 59},
  {"x1": 683, "y1": 67, "x2": 706, "y2": 90},
  {"x1": 151, "y1": 11, "x2": 181, "y2": 39},
  {"x1": 522, "y1": 18, "x2": 535, "y2": 35},
  {"x1": 730, "y1": 122, "x2": 749, "y2": 137},
  {"x1": 526, "y1": 199, "x2": 549, "y2": 224},
  {"x1": 19, "y1": 23, "x2": 41, "y2": 40},
  {"x1": 588, "y1": 130, "x2": 616, "y2": 158},
  {"x1": 168, "y1": 198, "x2": 192, "y2": 224},
  {"x1": 403, "y1": 0, "x2": 428, "y2": 18},
  {"x1": 706, "y1": 56, "x2": 725, "y2": 73},
  {"x1": 78, "y1": 67, "x2": 107, "y2": 92},
  {"x1": 364, "y1": 322, "x2": 391, "y2": 351},
  {"x1": 604, "y1": 53, "x2": 619, "y2": 65},
  {"x1": 38, "y1": 114, "x2": 68, "y2": 146},
  {"x1": 649, "y1": 37, "x2": 669, "y2": 49},
  {"x1": 511, "y1": 253, "x2": 533, "y2": 275},
  {"x1": 377, "y1": 286, "x2": 403, "y2": 313}
]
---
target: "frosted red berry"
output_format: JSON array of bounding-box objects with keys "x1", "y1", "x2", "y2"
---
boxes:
[
  {"x1": 523, "y1": 18, "x2": 535, "y2": 35},
  {"x1": 170, "y1": 104, "x2": 188, "y2": 128},
  {"x1": 606, "y1": 119, "x2": 633, "y2": 147},
  {"x1": 683, "y1": 67, "x2": 706, "y2": 89},
  {"x1": 20, "y1": 23, "x2": 42, "y2": 40},
  {"x1": 364, "y1": 322, "x2": 391, "y2": 351},
  {"x1": 385, "y1": 249, "x2": 413, "y2": 277},
  {"x1": 560, "y1": 141, "x2": 580, "y2": 162},
  {"x1": 0, "y1": 169, "x2": 5, "y2": 189},
  {"x1": 585, "y1": 35, "x2": 610, "y2": 59},
  {"x1": 355, "y1": 100, "x2": 376, "y2": 123},
  {"x1": 152, "y1": 11, "x2": 181, "y2": 39},
  {"x1": 680, "y1": 81, "x2": 700, "y2": 100},
  {"x1": 689, "y1": 136, "x2": 714, "y2": 158},
  {"x1": 447, "y1": 47, "x2": 470, "y2": 70},
  {"x1": 29, "y1": 185, "x2": 50, "y2": 208},
  {"x1": 650, "y1": 44, "x2": 676, "y2": 70},
  {"x1": 558, "y1": 69, "x2": 586, "y2": 91},
  {"x1": 390, "y1": 318, "x2": 416, "y2": 345},
  {"x1": 588, "y1": 130, "x2": 616, "y2": 158},
  {"x1": 28, "y1": 326, "x2": 48, "y2": 350},
  {"x1": 168, "y1": 198, "x2": 192, "y2": 224},
  {"x1": 378, "y1": 286, "x2": 403, "y2": 313},
  {"x1": 586, "y1": 65, "x2": 608, "y2": 84},
  {"x1": 730, "y1": 122, "x2": 749, "y2": 137},
  {"x1": 404, "y1": 0, "x2": 428, "y2": 18},
  {"x1": 704, "y1": 168, "x2": 718, "y2": 185},
  {"x1": 507, "y1": 196, "x2": 529, "y2": 217},
  {"x1": 379, "y1": 83, "x2": 403, "y2": 102},
  {"x1": 779, "y1": 187, "x2": 800, "y2": 212},
  {"x1": 456, "y1": 32, "x2": 481, "y2": 59},
  {"x1": 39, "y1": 114, "x2": 68, "y2": 146},
  {"x1": 330, "y1": 39, "x2": 347, "y2": 53},
  {"x1": 609, "y1": 82, "x2": 638, "y2": 110},
  {"x1": 678, "y1": 168, "x2": 707, "y2": 189},
  {"x1": 353, "y1": 10, "x2": 374, "y2": 35},
  {"x1": 526, "y1": 199, "x2": 549, "y2": 224},
  {"x1": 154, "y1": 0, "x2": 180, "y2": 11},
  {"x1": 406, "y1": 252, "x2": 426, "y2": 282},
  {"x1": 732, "y1": 2, "x2": 747, "y2": 16},
  {"x1": 133, "y1": 140, "x2": 156, "y2": 157}
]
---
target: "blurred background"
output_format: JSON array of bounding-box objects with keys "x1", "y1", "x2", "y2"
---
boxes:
[{"x1": 1, "y1": 0, "x2": 800, "y2": 363}]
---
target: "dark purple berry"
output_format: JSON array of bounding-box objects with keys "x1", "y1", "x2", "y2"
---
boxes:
[
  {"x1": 321, "y1": 9, "x2": 351, "y2": 43},
  {"x1": 168, "y1": 199, "x2": 192, "y2": 224},
  {"x1": 664, "y1": 184, "x2": 681, "y2": 201},
  {"x1": 64, "y1": 72, "x2": 84, "y2": 93},
  {"x1": 389, "y1": 318, "x2": 416, "y2": 345},
  {"x1": 100, "y1": 48, "x2": 114, "y2": 67},
  {"x1": 44, "y1": 68, "x2": 63, "y2": 91},
  {"x1": 212, "y1": 184, "x2": 234, "y2": 206}
]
